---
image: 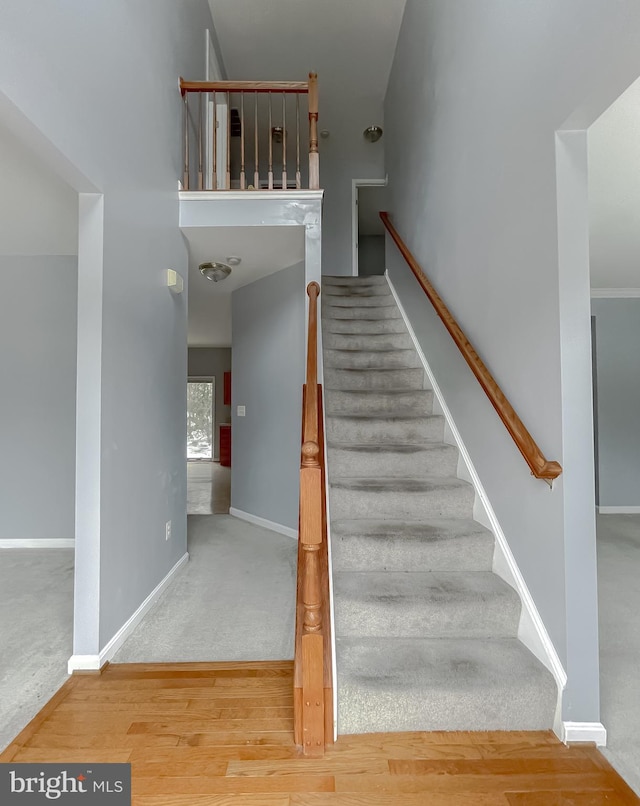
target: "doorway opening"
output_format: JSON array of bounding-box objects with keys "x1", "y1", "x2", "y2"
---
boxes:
[{"x1": 351, "y1": 179, "x2": 387, "y2": 276}]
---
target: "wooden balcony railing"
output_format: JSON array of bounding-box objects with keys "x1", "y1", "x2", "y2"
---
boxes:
[
  {"x1": 380, "y1": 212, "x2": 562, "y2": 485},
  {"x1": 294, "y1": 282, "x2": 333, "y2": 756},
  {"x1": 179, "y1": 74, "x2": 319, "y2": 191}
]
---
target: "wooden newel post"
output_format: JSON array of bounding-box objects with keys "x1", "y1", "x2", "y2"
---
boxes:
[{"x1": 308, "y1": 72, "x2": 319, "y2": 189}]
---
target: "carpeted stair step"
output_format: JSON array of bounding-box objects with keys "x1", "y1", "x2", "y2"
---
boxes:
[
  {"x1": 323, "y1": 331, "x2": 414, "y2": 351},
  {"x1": 322, "y1": 304, "x2": 402, "y2": 321},
  {"x1": 323, "y1": 318, "x2": 409, "y2": 335},
  {"x1": 326, "y1": 442, "x2": 458, "y2": 478},
  {"x1": 329, "y1": 476, "x2": 475, "y2": 520},
  {"x1": 326, "y1": 413, "x2": 444, "y2": 444},
  {"x1": 325, "y1": 389, "x2": 433, "y2": 416},
  {"x1": 323, "y1": 284, "x2": 391, "y2": 298},
  {"x1": 333, "y1": 571, "x2": 521, "y2": 639},
  {"x1": 324, "y1": 295, "x2": 398, "y2": 309},
  {"x1": 330, "y1": 518, "x2": 495, "y2": 572},
  {"x1": 323, "y1": 275, "x2": 389, "y2": 287},
  {"x1": 324, "y1": 367, "x2": 425, "y2": 391},
  {"x1": 324, "y1": 348, "x2": 421, "y2": 371},
  {"x1": 336, "y1": 637, "x2": 558, "y2": 734}
]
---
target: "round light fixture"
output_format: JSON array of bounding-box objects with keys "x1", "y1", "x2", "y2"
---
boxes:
[
  {"x1": 199, "y1": 261, "x2": 232, "y2": 282},
  {"x1": 363, "y1": 125, "x2": 383, "y2": 143},
  {"x1": 226, "y1": 256, "x2": 242, "y2": 266}
]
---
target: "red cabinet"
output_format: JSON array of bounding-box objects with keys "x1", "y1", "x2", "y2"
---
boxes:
[{"x1": 219, "y1": 424, "x2": 231, "y2": 467}]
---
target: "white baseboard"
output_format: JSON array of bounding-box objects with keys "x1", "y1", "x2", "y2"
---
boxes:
[
  {"x1": 0, "y1": 538, "x2": 75, "y2": 548},
  {"x1": 387, "y1": 272, "x2": 568, "y2": 699},
  {"x1": 598, "y1": 506, "x2": 640, "y2": 514},
  {"x1": 229, "y1": 507, "x2": 298, "y2": 540},
  {"x1": 562, "y1": 721, "x2": 607, "y2": 746},
  {"x1": 68, "y1": 552, "x2": 189, "y2": 674}
]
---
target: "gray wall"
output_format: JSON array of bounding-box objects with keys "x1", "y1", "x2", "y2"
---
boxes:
[
  {"x1": 0, "y1": 0, "x2": 215, "y2": 653},
  {"x1": 0, "y1": 257, "x2": 77, "y2": 541},
  {"x1": 591, "y1": 298, "x2": 640, "y2": 507},
  {"x1": 359, "y1": 235, "x2": 385, "y2": 276},
  {"x1": 188, "y1": 347, "x2": 231, "y2": 460},
  {"x1": 384, "y1": 0, "x2": 640, "y2": 723},
  {"x1": 231, "y1": 263, "x2": 305, "y2": 531}
]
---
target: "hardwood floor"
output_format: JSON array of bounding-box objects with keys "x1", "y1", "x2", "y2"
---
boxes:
[{"x1": 1, "y1": 661, "x2": 637, "y2": 805}]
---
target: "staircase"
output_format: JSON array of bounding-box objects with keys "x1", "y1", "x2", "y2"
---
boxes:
[{"x1": 321, "y1": 275, "x2": 557, "y2": 735}]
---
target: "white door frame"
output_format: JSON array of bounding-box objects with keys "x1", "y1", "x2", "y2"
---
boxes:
[{"x1": 351, "y1": 178, "x2": 387, "y2": 276}]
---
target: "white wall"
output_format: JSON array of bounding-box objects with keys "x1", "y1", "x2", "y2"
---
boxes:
[
  {"x1": 385, "y1": 0, "x2": 640, "y2": 723},
  {"x1": 589, "y1": 75, "x2": 640, "y2": 289},
  {"x1": 0, "y1": 0, "x2": 214, "y2": 656}
]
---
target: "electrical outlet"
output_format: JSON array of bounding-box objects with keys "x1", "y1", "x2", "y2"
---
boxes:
[{"x1": 165, "y1": 520, "x2": 172, "y2": 541}]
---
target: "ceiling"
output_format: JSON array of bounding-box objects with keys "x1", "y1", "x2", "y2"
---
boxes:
[
  {"x1": 589, "y1": 74, "x2": 640, "y2": 289},
  {"x1": 207, "y1": 0, "x2": 406, "y2": 119},
  {"x1": 186, "y1": 225, "x2": 305, "y2": 347}
]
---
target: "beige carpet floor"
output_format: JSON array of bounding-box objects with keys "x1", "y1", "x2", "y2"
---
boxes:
[{"x1": 187, "y1": 461, "x2": 231, "y2": 514}]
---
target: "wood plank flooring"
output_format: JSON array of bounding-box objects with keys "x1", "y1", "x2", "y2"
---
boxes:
[{"x1": 1, "y1": 661, "x2": 637, "y2": 805}]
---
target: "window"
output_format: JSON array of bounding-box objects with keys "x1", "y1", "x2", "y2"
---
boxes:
[{"x1": 187, "y1": 379, "x2": 214, "y2": 460}]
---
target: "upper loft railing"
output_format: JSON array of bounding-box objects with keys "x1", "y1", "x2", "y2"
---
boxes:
[
  {"x1": 293, "y1": 282, "x2": 333, "y2": 756},
  {"x1": 380, "y1": 212, "x2": 563, "y2": 486},
  {"x1": 179, "y1": 73, "x2": 319, "y2": 191}
]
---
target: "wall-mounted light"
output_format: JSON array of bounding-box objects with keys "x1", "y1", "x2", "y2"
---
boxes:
[
  {"x1": 363, "y1": 125, "x2": 383, "y2": 143},
  {"x1": 199, "y1": 261, "x2": 232, "y2": 282}
]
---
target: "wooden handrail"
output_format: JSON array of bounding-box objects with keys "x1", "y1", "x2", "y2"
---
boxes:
[
  {"x1": 180, "y1": 79, "x2": 309, "y2": 95},
  {"x1": 380, "y1": 212, "x2": 562, "y2": 484},
  {"x1": 294, "y1": 282, "x2": 333, "y2": 756}
]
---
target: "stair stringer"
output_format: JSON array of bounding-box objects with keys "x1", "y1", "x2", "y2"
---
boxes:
[{"x1": 386, "y1": 271, "x2": 567, "y2": 738}]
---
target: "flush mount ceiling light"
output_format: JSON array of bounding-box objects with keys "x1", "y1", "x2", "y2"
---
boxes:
[
  {"x1": 199, "y1": 261, "x2": 232, "y2": 282},
  {"x1": 363, "y1": 125, "x2": 383, "y2": 143}
]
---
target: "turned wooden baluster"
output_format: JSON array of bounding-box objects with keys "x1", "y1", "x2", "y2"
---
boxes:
[
  {"x1": 197, "y1": 94, "x2": 203, "y2": 190},
  {"x1": 212, "y1": 91, "x2": 217, "y2": 190},
  {"x1": 254, "y1": 91, "x2": 259, "y2": 189},
  {"x1": 226, "y1": 91, "x2": 231, "y2": 190},
  {"x1": 296, "y1": 94, "x2": 302, "y2": 190},
  {"x1": 308, "y1": 72, "x2": 319, "y2": 190},
  {"x1": 282, "y1": 93, "x2": 288, "y2": 190},
  {"x1": 268, "y1": 92, "x2": 274, "y2": 190},
  {"x1": 240, "y1": 93, "x2": 246, "y2": 190},
  {"x1": 183, "y1": 92, "x2": 190, "y2": 190}
]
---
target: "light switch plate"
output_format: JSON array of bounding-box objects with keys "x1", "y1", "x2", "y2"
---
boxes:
[{"x1": 237, "y1": 405, "x2": 246, "y2": 417}]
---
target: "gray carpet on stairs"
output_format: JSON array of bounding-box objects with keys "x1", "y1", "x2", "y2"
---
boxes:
[{"x1": 322, "y1": 274, "x2": 557, "y2": 735}]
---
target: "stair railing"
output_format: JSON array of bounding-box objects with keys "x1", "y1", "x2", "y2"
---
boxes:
[
  {"x1": 380, "y1": 212, "x2": 562, "y2": 485},
  {"x1": 179, "y1": 73, "x2": 319, "y2": 191},
  {"x1": 294, "y1": 281, "x2": 333, "y2": 756}
]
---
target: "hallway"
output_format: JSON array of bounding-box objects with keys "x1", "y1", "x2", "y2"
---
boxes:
[
  {"x1": 597, "y1": 513, "x2": 640, "y2": 796},
  {"x1": 113, "y1": 514, "x2": 297, "y2": 663}
]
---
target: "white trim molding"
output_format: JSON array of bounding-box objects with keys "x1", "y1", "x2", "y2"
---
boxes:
[
  {"x1": 562, "y1": 721, "x2": 607, "y2": 746},
  {"x1": 0, "y1": 538, "x2": 74, "y2": 548},
  {"x1": 598, "y1": 506, "x2": 640, "y2": 514},
  {"x1": 590, "y1": 288, "x2": 640, "y2": 298},
  {"x1": 387, "y1": 272, "x2": 568, "y2": 700},
  {"x1": 229, "y1": 508, "x2": 298, "y2": 540},
  {"x1": 68, "y1": 552, "x2": 189, "y2": 673}
]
